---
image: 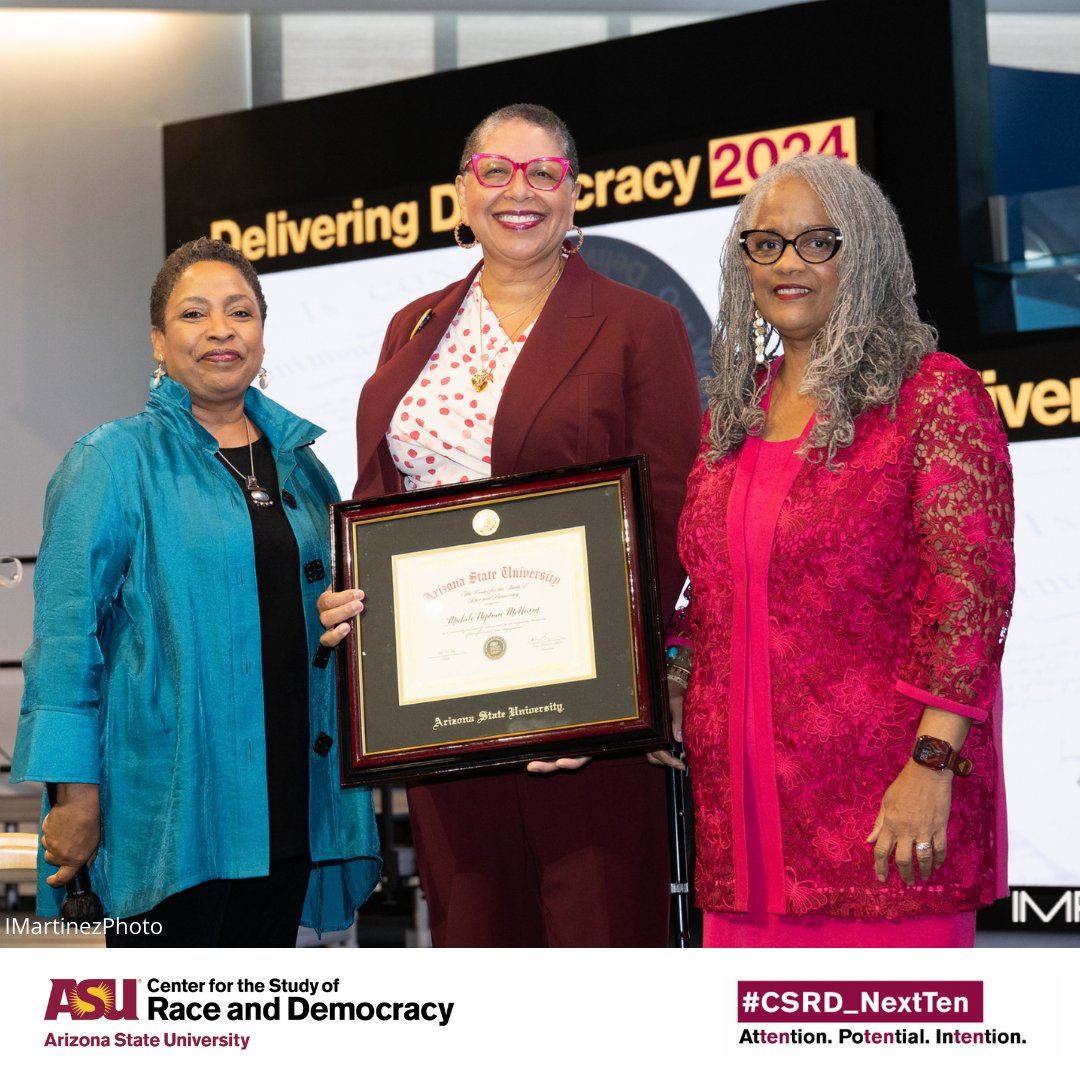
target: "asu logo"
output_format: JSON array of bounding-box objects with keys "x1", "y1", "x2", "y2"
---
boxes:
[{"x1": 44, "y1": 979, "x2": 139, "y2": 1021}]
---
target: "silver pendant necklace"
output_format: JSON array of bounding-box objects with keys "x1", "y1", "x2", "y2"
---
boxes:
[{"x1": 216, "y1": 416, "x2": 273, "y2": 507}]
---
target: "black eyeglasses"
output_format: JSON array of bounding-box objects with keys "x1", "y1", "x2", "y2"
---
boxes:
[{"x1": 739, "y1": 228, "x2": 843, "y2": 265}]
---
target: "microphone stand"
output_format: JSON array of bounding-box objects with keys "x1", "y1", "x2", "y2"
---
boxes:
[{"x1": 667, "y1": 745, "x2": 691, "y2": 948}]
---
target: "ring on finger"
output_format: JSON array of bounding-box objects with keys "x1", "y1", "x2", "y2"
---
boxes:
[{"x1": 914, "y1": 841, "x2": 933, "y2": 853}]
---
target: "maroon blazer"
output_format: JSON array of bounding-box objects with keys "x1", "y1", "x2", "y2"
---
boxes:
[{"x1": 353, "y1": 252, "x2": 702, "y2": 616}]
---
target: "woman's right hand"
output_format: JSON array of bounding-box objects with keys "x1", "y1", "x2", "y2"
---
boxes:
[
  {"x1": 42, "y1": 783, "x2": 100, "y2": 888},
  {"x1": 647, "y1": 677, "x2": 686, "y2": 770},
  {"x1": 317, "y1": 588, "x2": 366, "y2": 647}
]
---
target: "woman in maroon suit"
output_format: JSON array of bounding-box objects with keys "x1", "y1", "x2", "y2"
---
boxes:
[{"x1": 319, "y1": 103, "x2": 700, "y2": 946}]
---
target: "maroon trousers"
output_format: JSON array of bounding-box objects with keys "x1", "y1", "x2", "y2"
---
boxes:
[{"x1": 408, "y1": 757, "x2": 670, "y2": 947}]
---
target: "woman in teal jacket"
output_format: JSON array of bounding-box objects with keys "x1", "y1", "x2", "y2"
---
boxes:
[{"x1": 13, "y1": 238, "x2": 379, "y2": 945}]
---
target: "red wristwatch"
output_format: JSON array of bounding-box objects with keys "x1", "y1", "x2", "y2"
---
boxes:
[{"x1": 912, "y1": 735, "x2": 973, "y2": 777}]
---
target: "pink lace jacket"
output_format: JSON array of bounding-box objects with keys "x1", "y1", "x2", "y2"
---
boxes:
[{"x1": 677, "y1": 353, "x2": 1015, "y2": 917}]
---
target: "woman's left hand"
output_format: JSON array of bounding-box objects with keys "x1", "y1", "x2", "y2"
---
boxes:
[
  {"x1": 526, "y1": 757, "x2": 590, "y2": 774},
  {"x1": 866, "y1": 760, "x2": 953, "y2": 885}
]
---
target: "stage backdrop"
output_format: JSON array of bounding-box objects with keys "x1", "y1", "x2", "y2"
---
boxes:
[{"x1": 163, "y1": 0, "x2": 1080, "y2": 931}]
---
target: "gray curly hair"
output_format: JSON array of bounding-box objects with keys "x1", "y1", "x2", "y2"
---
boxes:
[{"x1": 705, "y1": 154, "x2": 937, "y2": 467}]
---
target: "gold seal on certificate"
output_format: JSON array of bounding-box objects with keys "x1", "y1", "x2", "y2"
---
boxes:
[
  {"x1": 331, "y1": 457, "x2": 670, "y2": 782},
  {"x1": 472, "y1": 508, "x2": 500, "y2": 536},
  {"x1": 483, "y1": 635, "x2": 507, "y2": 660}
]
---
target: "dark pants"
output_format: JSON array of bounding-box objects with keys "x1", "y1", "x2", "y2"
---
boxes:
[
  {"x1": 408, "y1": 758, "x2": 670, "y2": 947},
  {"x1": 105, "y1": 856, "x2": 311, "y2": 948}
]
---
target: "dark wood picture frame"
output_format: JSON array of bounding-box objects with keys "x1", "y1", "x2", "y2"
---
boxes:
[{"x1": 330, "y1": 456, "x2": 670, "y2": 784}]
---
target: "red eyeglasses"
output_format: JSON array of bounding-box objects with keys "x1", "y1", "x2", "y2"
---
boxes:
[{"x1": 468, "y1": 154, "x2": 574, "y2": 192}]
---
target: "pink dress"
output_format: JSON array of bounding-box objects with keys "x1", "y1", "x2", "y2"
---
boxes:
[
  {"x1": 703, "y1": 435, "x2": 974, "y2": 948},
  {"x1": 677, "y1": 353, "x2": 1013, "y2": 941}
]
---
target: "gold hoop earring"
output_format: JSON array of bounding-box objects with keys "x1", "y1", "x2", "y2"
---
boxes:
[
  {"x1": 564, "y1": 225, "x2": 584, "y2": 255},
  {"x1": 454, "y1": 222, "x2": 478, "y2": 250}
]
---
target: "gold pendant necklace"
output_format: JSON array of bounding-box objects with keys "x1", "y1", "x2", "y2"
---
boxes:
[{"x1": 473, "y1": 260, "x2": 563, "y2": 392}]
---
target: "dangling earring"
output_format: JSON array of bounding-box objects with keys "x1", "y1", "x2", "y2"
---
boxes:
[
  {"x1": 454, "y1": 222, "x2": 478, "y2": 249},
  {"x1": 258, "y1": 367, "x2": 269, "y2": 390},
  {"x1": 564, "y1": 225, "x2": 584, "y2": 255},
  {"x1": 753, "y1": 309, "x2": 768, "y2": 366},
  {"x1": 152, "y1": 357, "x2": 166, "y2": 389}
]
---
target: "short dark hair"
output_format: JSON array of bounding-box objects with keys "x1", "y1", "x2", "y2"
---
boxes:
[
  {"x1": 459, "y1": 103, "x2": 579, "y2": 177},
  {"x1": 150, "y1": 237, "x2": 267, "y2": 329}
]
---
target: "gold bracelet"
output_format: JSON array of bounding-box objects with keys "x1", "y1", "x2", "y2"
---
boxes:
[{"x1": 666, "y1": 666, "x2": 689, "y2": 690}]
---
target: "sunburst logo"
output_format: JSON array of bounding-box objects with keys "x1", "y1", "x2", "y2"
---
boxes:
[
  {"x1": 44, "y1": 979, "x2": 138, "y2": 1021},
  {"x1": 69, "y1": 983, "x2": 114, "y2": 1017}
]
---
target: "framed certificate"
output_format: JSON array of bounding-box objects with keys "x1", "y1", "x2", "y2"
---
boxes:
[{"x1": 330, "y1": 456, "x2": 670, "y2": 784}]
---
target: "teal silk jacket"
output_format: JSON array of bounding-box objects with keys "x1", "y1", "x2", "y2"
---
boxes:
[{"x1": 13, "y1": 377, "x2": 380, "y2": 932}]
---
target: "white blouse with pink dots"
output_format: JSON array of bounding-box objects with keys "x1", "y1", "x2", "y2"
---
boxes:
[{"x1": 386, "y1": 274, "x2": 536, "y2": 489}]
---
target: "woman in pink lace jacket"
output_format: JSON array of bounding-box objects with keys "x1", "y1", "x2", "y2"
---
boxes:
[{"x1": 670, "y1": 154, "x2": 1014, "y2": 947}]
